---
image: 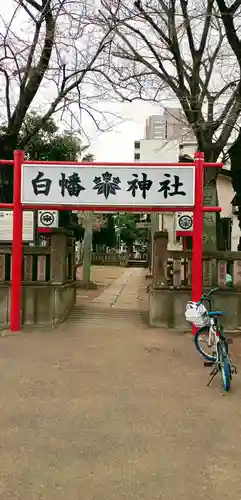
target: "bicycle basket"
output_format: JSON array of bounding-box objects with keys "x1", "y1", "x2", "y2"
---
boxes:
[{"x1": 185, "y1": 302, "x2": 210, "y2": 328}]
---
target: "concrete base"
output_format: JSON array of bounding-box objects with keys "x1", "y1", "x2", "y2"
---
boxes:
[
  {"x1": 0, "y1": 282, "x2": 76, "y2": 327},
  {"x1": 75, "y1": 280, "x2": 98, "y2": 290},
  {"x1": 149, "y1": 287, "x2": 241, "y2": 330}
]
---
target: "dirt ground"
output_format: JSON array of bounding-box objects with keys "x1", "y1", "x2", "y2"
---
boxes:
[{"x1": 1, "y1": 268, "x2": 241, "y2": 499}]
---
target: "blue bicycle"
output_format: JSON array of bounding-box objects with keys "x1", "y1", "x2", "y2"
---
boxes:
[{"x1": 185, "y1": 288, "x2": 237, "y2": 391}]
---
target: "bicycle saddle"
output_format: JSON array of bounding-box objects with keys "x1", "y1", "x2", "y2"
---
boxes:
[{"x1": 208, "y1": 311, "x2": 224, "y2": 317}]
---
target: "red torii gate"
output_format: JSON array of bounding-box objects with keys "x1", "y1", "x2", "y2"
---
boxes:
[{"x1": 0, "y1": 150, "x2": 222, "y2": 332}]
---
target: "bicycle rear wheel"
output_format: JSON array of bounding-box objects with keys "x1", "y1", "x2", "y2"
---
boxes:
[{"x1": 194, "y1": 326, "x2": 216, "y2": 362}]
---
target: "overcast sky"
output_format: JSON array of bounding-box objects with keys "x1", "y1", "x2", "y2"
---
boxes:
[{"x1": 82, "y1": 100, "x2": 165, "y2": 162}]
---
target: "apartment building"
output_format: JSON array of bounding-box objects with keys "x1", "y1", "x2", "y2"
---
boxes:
[
  {"x1": 145, "y1": 115, "x2": 166, "y2": 140},
  {"x1": 145, "y1": 109, "x2": 196, "y2": 142}
]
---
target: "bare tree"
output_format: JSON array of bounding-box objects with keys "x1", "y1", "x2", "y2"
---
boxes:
[
  {"x1": 99, "y1": 0, "x2": 241, "y2": 160},
  {"x1": 216, "y1": 0, "x2": 241, "y2": 248},
  {"x1": 0, "y1": 0, "x2": 115, "y2": 199},
  {"x1": 98, "y1": 0, "x2": 241, "y2": 249}
]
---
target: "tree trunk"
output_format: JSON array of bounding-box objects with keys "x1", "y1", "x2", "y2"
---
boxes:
[
  {"x1": 201, "y1": 147, "x2": 220, "y2": 251},
  {"x1": 203, "y1": 183, "x2": 218, "y2": 251},
  {"x1": 0, "y1": 134, "x2": 19, "y2": 203},
  {"x1": 228, "y1": 131, "x2": 241, "y2": 250},
  {"x1": 82, "y1": 213, "x2": 93, "y2": 285}
]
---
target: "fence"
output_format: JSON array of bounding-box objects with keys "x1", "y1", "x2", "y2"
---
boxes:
[
  {"x1": 150, "y1": 248, "x2": 241, "y2": 330},
  {"x1": 0, "y1": 235, "x2": 75, "y2": 284},
  {"x1": 0, "y1": 230, "x2": 76, "y2": 327},
  {"x1": 0, "y1": 246, "x2": 50, "y2": 282},
  {"x1": 78, "y1": 252, "x2": 127, "y2": 266},
  {"x1": 166, "y1": 250, "x2": 241, "y2": 289},
  {"x1": 78, "y1": 252, "x2": 148, "y2": 267},
  {"x1": 91, "y1": 252, "x2": 127, "y2": 266}
]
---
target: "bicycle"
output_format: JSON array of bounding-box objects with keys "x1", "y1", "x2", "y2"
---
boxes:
[{"x1": 185, "y1": 287, "x2": 237, "y2": 391}]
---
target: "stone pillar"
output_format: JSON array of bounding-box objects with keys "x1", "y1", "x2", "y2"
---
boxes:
[
  {"x1": 50, "y1": 229, "x2": 68, "y2": 283},
  {"x1": 153, "y1": 231, "x2": 168, "y2": 287},
  {"x1": 217, "y1": 260, "x2": 227, "y2": 288},
  {"x1": 233, "y1": 260, "x2": 241, "y2": 288}
]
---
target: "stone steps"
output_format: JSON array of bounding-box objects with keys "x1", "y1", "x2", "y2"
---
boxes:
[
  {"x1": 66, "y1": 305, "x2": 149, "y2": 324},
  {"x1": 67, "y1": 268, "x2": 147, "y2": 325}
]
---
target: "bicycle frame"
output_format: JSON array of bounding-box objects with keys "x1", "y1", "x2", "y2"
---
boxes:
[{"x1": 208, "y1": 318, "x2": 221, "y2": 357}]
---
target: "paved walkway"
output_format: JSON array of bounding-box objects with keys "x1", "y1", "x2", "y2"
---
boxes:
[
  {"x1": 91, "y1": 268, "x2": 143, "y2": 309},
  {"x1": 69, "y1": 268, "x2": 145, "y2": 325},
  {"x1": 0, "y1": 268, "x2": 241, "y2": 499}
]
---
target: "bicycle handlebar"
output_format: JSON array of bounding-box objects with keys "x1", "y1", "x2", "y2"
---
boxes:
[
  {"x1": 202, "y1": 287, "x2": 218, "y2": 299},
  {"x1": 197, "y1": 287, "x2": 218, "y2": 306}
]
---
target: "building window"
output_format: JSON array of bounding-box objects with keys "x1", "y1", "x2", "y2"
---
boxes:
[
  {"x1": 134, "y1": 141, "x2": 140, "y2": 149},
  {"x1": 134, "y1": 153, "x2": 140, "y2": 160}
]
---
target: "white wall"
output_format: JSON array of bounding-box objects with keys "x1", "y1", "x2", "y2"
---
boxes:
[
  {"x1": 159, "y1": 212, "x2": 182, "y2": 251},
  {"x1": 135, "y1": 139, "x2": 179, "y2": 162},
  {"x1": 216, "y1": 174, "x2": 234, "y2": 218}
]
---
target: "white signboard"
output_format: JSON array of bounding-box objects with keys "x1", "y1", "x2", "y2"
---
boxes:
[
  {"x1": 175, "y1": 212, "x2": 193, "y2": 232},
  {"x1": 0, "y1": 210, "x2": 34, "y2": 241},
  {"x1": 38, "y1": 210, "x2": 58, "y2": 228},
  {"x1": 21, "y1": 164, "x2": 195, "y2": 207}
]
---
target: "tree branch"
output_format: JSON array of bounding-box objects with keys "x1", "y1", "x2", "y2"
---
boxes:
[
  {"x1": 132, "y1": 0, "x2": 193, "y2": 117},
  {"x1": 198, "y1": 0, "x2": 214, "y2": 57},
  {"x1": 213, "y1": 85, "x2": 239, "y2": 131},
  {"x1": 8, "y1": 1, "x2": 56, "y2": 135},
  {"x1": 24, "y1": 0, "x2": 42, "y2": 12},
  {"x1": 216, "y1": 0, "x2": 241, "y2": 64},
  {"x1": 229, "y1": 0, "x2": 241, "y2": 14},
  {"x1": 199, "y1": 29, "x2": 225, "y2": 103},
  {"x1": 180, "y1": 0, "x2": 195, "y2": 55},
  {"x1": 0, "y1": 68, "x2": 11, "y2": 122},
  {"x1": 20, "y1": 20, "x2": 42, "y2": 91},
  {"x1": 20, "y1": 31, "x2": 113, "y2": 144},
  {"x1": 215, "y1": 81, "x2": 241, "y2": 151}
]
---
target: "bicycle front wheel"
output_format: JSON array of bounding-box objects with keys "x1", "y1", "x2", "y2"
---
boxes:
[
  {"x1": 194, "y1": 325, "x2": 216, "y2": 362},
  {"x1": 218, "y1": 343, "x2": 231, "y2": 392}
]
